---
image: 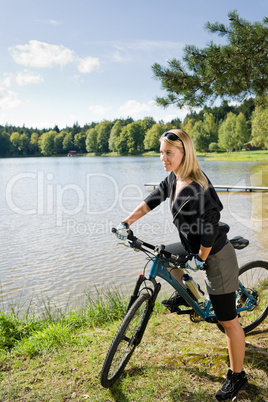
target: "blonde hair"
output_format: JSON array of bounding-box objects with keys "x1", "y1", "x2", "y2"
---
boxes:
[{"x1": 160, "y1": 129, "x2": 208, "y2": 189}]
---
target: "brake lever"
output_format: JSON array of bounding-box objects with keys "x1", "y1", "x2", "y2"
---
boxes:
[{"x1": 116, "y1": 242, "x2": 130, "y2": 248}]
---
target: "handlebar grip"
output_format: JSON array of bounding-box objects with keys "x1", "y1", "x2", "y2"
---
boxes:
[{"x1": 111, "y1": 227, "x2": 117, "y2": 233}]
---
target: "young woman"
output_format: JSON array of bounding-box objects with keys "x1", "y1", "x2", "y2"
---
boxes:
[{"x1": 116, "y1": 129, "x2": 248, "y2": 401}]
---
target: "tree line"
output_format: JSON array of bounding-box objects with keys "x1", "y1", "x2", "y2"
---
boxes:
[{"x1": 0, "y1": 97, "x2": 267, "y2": 157}]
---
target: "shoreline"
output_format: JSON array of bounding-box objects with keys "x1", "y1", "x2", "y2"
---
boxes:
[{"x1": 1, "y1": 150, "x2": 268, "y2": 162}]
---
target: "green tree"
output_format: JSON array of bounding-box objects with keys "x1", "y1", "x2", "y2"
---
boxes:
[
  {"x1": 144, "y1": 122, "x2": 173, "y2": 151},
  {"x1": 170, "y1": 117, "x2": 182, "y2": 128},
  {"x1": 62, "y1": 132, "x2": 74, "y2": 152},
  {"x1": 109, "y1": 120, "x2": 123, "y2": 152},
  {"x1": 218, "y1": 112, "x2": 237, "y2": 151},
  {"x1": 190, "y1": 114, "x2": 218, "y2": 152},
  {"x1": 96, "y1": 121, "x2": 113, "y2": 153},
  {"x1": 86, "y1": 128, "x2": 98, "y2": 153},
  {"x1": 0, "y1": 131, "x2": 10, "y2": 156},
  {"x1": 19, "y1": 133, "x2": 30, "y2": 155},
  {"x1": 152, "y1": 11, "x2": 268, "y2": 108},
  {"x1": 39, "y1": 131, "x2": 56, "y2": 156},
  {"x1": 70, "y1": 122, "x2": 81, "y2": 136},
  {"x1": 74, "y1": 132, "x2": 86, "y2": 153},
  {"x1": 203, "y1": 113, "x2": 218, "y2": 144},
  {"x1": 54, "y1": 132, "x2": 65, "y2": 154},
  {"x1": 190, "y1": 121, "x2": 207, "y2": 152},
  {"x1": 144, "y1": 123, "x2": 164, "y2": 151},
  {"x1": 182, "y1": 118, "x2": 196, "y2": 134},
  {"x1": 251, "y1": 99, "x2": 268, "y2": 148},
  {"x1": 126, "y1": 121, "x2": 146, "y2": 155},
  {"x1": 30, "y1": 133, "x2": 40, "y2": 155},
  {"x1": 209, "y1": 142, "x2": 220, "y2": 152},
  {"x1": 116, "y1": 126, "x2": 129, "y2": 155},
  {"x1": 234, "y1": 113, "x2": 248, "y2": 149},
  {"x1": 143, "y1": 116, "x2": 156, "y2": 131},
  {"x1": 10, "y1": 132, "x2": 20, "y2": 155}
]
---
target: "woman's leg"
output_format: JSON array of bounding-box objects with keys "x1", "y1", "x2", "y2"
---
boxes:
[
  {"x1": 162, "y1": 242, "x2": 190, "y2": 309},
  {"x1": 165, "y1": 242, "x2": 187, "y2": 286},
  {"x1": 210, "y1": 292, "x2": 245, "y2": 372},
  {"x1": 210, "y1": 293, "x2": 248, "y2": 400},
  {"x1": 218, "y1": 316, "x2": 245, "y2": 373}
]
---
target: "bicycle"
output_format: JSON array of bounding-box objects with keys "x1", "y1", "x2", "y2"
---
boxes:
[{"x1": 100, "y1": 227, "x2": 268, "y2": 388}]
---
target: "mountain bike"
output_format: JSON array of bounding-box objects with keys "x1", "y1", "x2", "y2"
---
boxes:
[{"x1": 100, "y1": 228, "x2": 268, "y2": 388}]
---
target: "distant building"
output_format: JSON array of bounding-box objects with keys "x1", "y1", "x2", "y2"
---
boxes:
[
  {"x1": 243, "y1": 141, "x2": 263, "y2": 151},
  {"x1": 67, "y1": 150, "x2": 77, "y2": 157}
]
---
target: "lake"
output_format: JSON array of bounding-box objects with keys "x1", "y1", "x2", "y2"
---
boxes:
[{"x1": 0, "y1": 156, "x2": 267, "y2": 314}]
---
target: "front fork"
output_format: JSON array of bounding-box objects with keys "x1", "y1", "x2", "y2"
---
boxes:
[
  {"x1": 125, "y1": 274, "x2": 161, "y2": 346},
  {"x1": 126, "y1": 274, "x2": 161, "y2": 314}
]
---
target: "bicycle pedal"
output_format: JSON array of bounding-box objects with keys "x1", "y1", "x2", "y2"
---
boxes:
[{"x1": 166, "y1": 306, "x2": 179, "y2": 313}]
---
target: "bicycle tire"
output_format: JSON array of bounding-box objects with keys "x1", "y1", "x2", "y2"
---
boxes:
[
  {"x1": 217, "y1": 260, "x2": 268, "y2": 334},
  {"x1": 100, "y1": 292, "x2": 151, "y2": 388}
]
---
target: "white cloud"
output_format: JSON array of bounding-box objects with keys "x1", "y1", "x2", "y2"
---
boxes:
[
  {"x1": 111, "y1": 40, "x2": 184, "y2": 63},
  {"x1": 9, "y1": 40, "x2": 74, "y2": 68},
  {"x1": 88, "y1": 105, "x2": 111, "y2": 116},
  {"x1": 118, "y1": 100, "x2": 154, "y2": 117},
  {"x1": 48, "y1": 20, "x2": 62, "y2": 26},
  {"x1": 15, "y1": 70, "x2": 44, "y2": 86},
  {"x1": 0, "y1": 88, "x2": 21, "y2": 109},
  {"x1": 0, "y1": 73, "x2": 13, "y2": 88},
  {"x1": 112, "y1": 48, "x2": 132, "y2": 63},
  {"x1": 72, "y1": 75, "x2": 85, "y2": 85},
  {"x1": 77, "y1": 57, "x2": 100, "y2": 73}
]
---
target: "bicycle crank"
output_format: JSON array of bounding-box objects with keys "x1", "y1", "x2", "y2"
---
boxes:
[{"x1": 190, "y1": 310, "x2": 204, "y2": 323}]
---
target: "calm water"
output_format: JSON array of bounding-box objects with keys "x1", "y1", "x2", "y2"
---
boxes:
[{"x1": 0, "y1": 156, "x2": 267, "y2": 313}]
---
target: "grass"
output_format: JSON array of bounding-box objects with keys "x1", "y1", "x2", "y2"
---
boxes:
[
  {"x1": 203, "y1": 150, "x2": 268, "y2": 162},
  {"x1": 141, "y1": 150, "x2": 268, "y2": 167},
  {"x1": 0, "y1": 289, "x2": 267, "y2": 401}
]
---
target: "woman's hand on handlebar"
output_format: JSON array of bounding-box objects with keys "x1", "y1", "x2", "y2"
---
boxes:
[
  {"x1": 115, "y1": 222, "x2": 130, "y2": 240},
  {"x1": 186, "y1": 254, "x2": 207, "y2": 270}
]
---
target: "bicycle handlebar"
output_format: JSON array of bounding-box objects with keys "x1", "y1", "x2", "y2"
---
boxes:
[{"x1": 112, "y1": 227, "x2": 188, "y2": 266}]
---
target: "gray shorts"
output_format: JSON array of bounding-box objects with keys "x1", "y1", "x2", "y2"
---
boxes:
[
  {"x1": 165, "y1": 240, "x2": 239, "y2": 296},
  {"x1": 205, "y1": 241, "x2": 239, "y2": 295}
]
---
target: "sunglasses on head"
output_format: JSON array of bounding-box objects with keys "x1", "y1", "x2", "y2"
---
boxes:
[{"x1": 161, "y1": 131, "x2": 185, "y2": 150}]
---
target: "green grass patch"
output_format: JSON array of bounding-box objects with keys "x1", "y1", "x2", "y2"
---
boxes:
[
  {"x1": 142, "y1": 151, "x2": 160, "y2": 157},
  {"x1": 0, "y1": 289, "x2": 267, "y2": 401},
  {"x1": 204, "y1": 150, "x2": 268, "y2": 162}
]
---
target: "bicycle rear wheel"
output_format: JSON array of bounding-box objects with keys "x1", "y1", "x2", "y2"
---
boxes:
[
  {"x1": 237, "y1": 260, "x2": 268, "y2": 333},
  {"x1": 217, "y1": 260, "x2": 268, "y2": 334},
  {"x1": 100, "y1": 292, "x2": 151, "y2": 388}
]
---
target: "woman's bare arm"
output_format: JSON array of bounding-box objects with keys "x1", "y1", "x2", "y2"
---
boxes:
[{"x1": 123, "y1": 201, "x2": 151, "y2": 226}]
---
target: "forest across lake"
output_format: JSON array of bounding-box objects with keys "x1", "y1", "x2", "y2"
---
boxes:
[{"x1": 1, "y1": 97, "x2": 267, "y2": 158}]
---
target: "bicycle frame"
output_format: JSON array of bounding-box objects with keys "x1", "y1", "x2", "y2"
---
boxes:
[
  {"x1": 149, "y1": 257, "x2": 217, "y2": 322},
  {"x1": 128, "y1": 254, "x2": 257, "y2": 325}
]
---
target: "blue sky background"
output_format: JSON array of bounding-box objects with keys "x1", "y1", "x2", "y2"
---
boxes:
[{"x1": 0, "y1": 0, "x2": 266, "y2": 129}]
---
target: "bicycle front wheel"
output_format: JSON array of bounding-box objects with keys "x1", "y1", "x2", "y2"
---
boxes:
[{"x1": 100, "y1": 292, "x2": 151, "y2": 388}]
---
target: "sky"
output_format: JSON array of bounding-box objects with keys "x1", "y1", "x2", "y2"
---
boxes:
[{"x1": 0, "y1": 0, "x2": 267, "y2": 130}]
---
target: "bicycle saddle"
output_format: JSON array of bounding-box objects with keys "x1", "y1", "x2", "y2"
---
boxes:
[{"x1": 229, "y1": 236, "x2": 249, "y2": 249}]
